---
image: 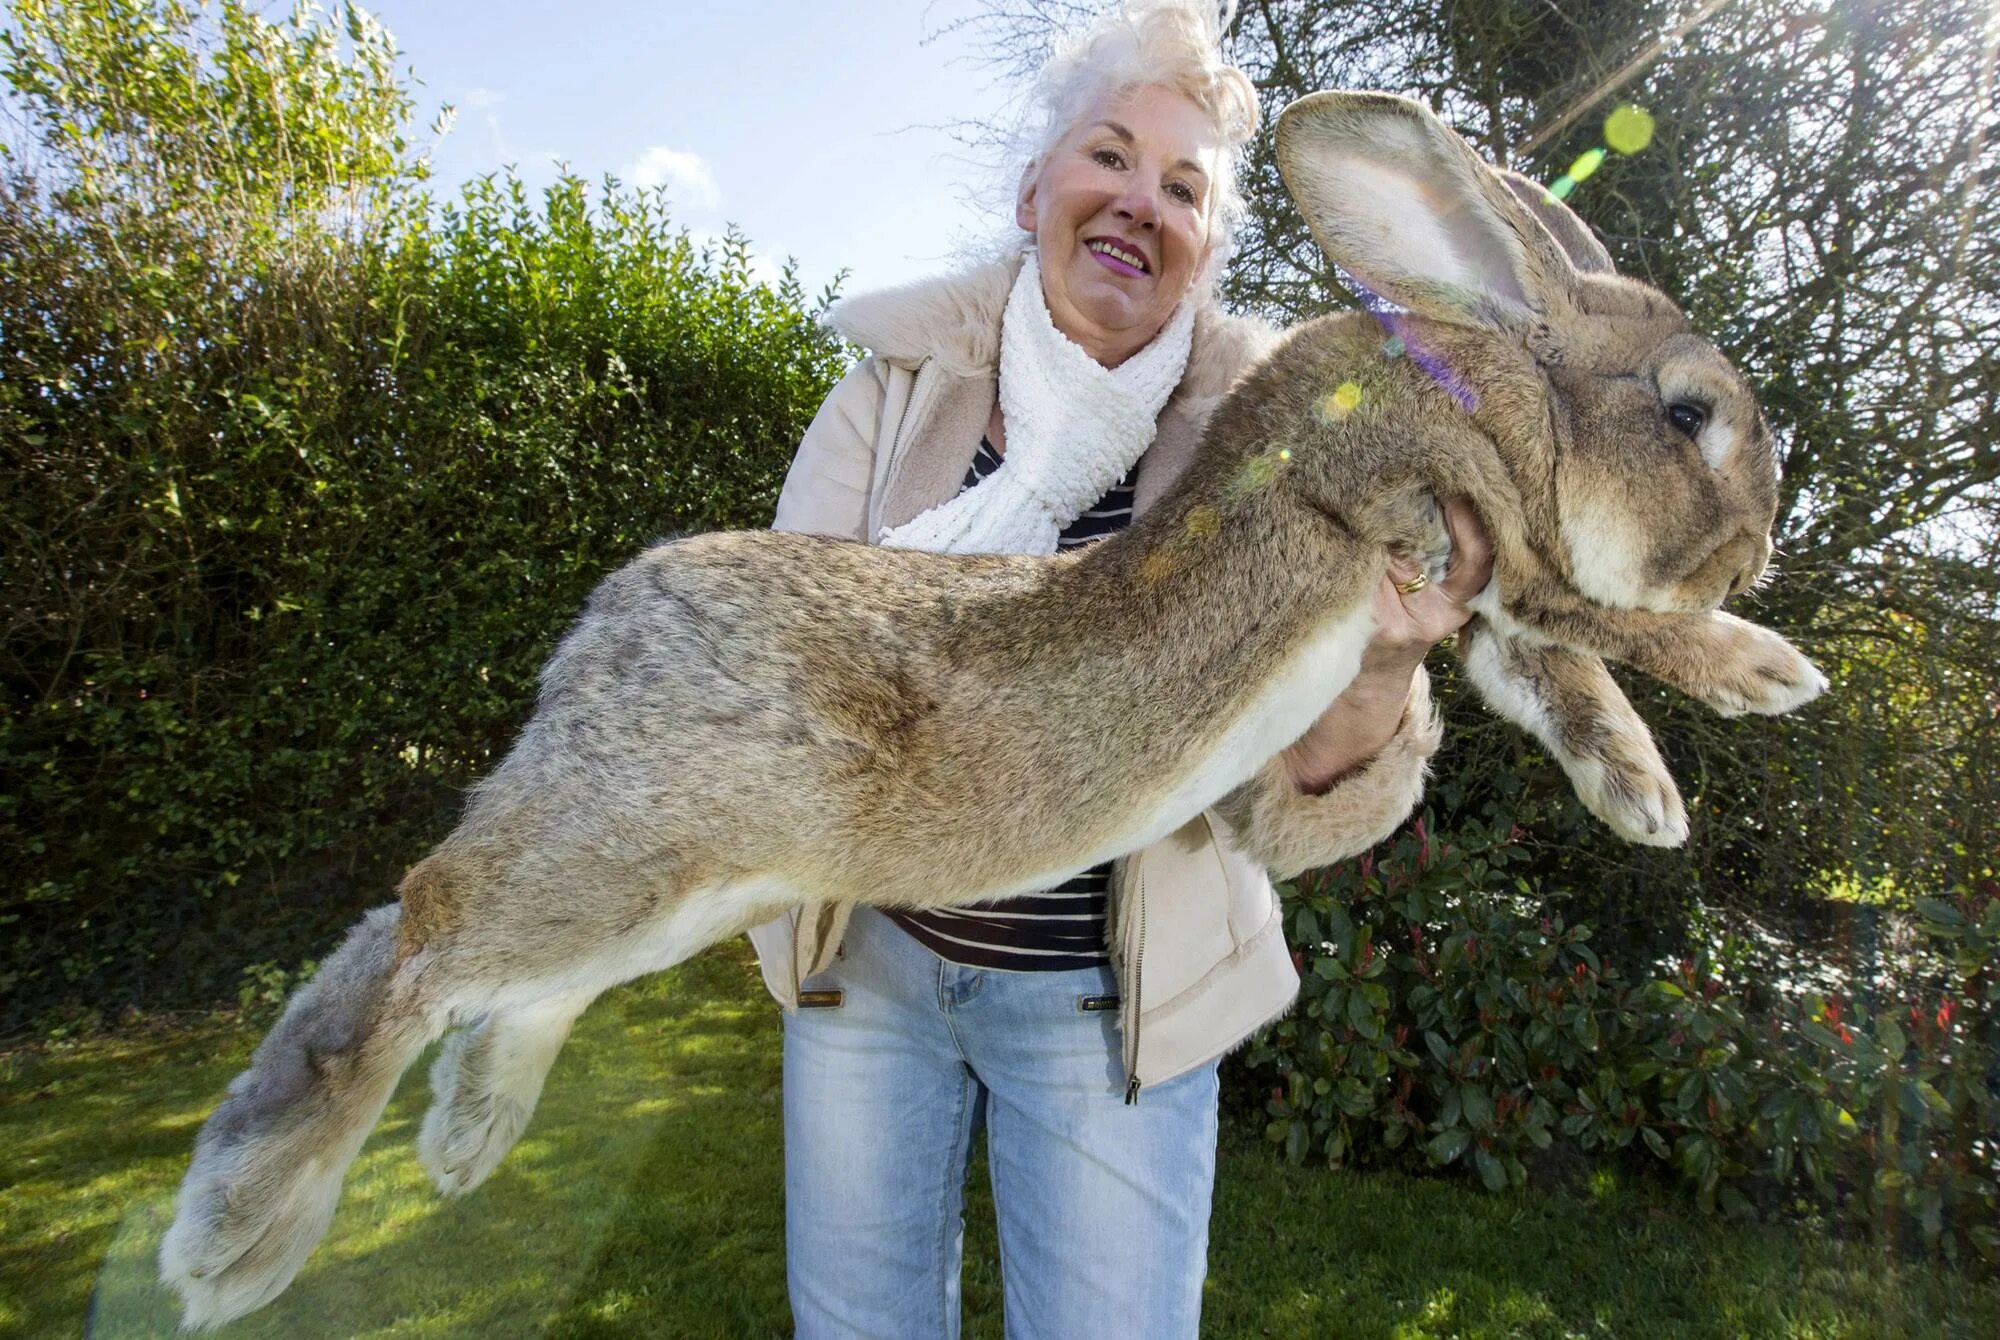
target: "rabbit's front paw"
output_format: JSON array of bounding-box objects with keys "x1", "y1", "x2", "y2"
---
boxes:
[
  {"x1": 1564, "y1": 725, "x2": 1690, "y2": 847},
  {"x1": 1697, "y1": 622, "x2": 1828, "y2": 718}
]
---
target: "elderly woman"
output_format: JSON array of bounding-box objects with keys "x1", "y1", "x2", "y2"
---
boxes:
[{"x1": 748, "y1": 3, "x2": 1490, "y2": 1335}]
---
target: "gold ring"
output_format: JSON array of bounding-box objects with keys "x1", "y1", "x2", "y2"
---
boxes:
[{"x1": 1394, "y1": 571, "x2": 1431, "y2": 596}]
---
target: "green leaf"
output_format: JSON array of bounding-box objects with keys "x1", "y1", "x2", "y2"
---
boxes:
[
  {"x1": 1427, "y1": 1127, "x2": 1471, "y2": 1165},
  {"x1": 1346, "y1": 988, "x2": 1381, "y2": 1039},
  {"x1": 1915, "y1": 897, "x2": 1964, "y2": 926},
  {"x1": 1914, "y1": 1080, "x2": 1953, "y2": 1116},
  {"x1": 1461, "y1": 1084, "x2": 1495, "y2": 1131},
  {"x1": 1474, "y1": 1146, "x2": 1507, "y2": 1192}
]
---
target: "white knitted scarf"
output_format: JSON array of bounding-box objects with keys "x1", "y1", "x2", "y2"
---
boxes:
[{"x1": 879, "y1": 252, "x2": 1195, "y2": 556}]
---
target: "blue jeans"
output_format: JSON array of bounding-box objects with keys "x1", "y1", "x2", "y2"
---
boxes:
[{"x1": 782, "y1": 906, "x2": 1221, "y2": 1339}]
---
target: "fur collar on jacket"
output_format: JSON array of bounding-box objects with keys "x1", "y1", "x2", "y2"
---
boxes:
[{"x1": 826, "y1": 251, "x2": 1276, "y2": 415}]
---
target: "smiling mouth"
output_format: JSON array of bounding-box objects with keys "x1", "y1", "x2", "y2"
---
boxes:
[{"x1": 1085, "y1": 238, "x2": 1149, "y2": 277}]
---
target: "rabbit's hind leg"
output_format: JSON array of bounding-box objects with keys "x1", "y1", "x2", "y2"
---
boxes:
[
  {"x1": 419, "y1": 989, "x2": 596, "y2": 1196},
  {"x1": 416, "y1": 868, "x2": 799, "y2": 1196},
  {"x1": 160, "y1": 903, "x2": 451, "y2": 1330}
]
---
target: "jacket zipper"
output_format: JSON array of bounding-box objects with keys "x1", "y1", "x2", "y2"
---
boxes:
[{"x1": 1123, "y1": 866, "x2": 1147, "y2": 1104}]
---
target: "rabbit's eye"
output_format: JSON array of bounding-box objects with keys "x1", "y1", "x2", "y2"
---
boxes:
[{"x1": 1666, "y1": 402, "x2": 1708, "y2": 437}]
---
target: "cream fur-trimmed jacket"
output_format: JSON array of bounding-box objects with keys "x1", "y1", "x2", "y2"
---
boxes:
[{"x1": 746, "y1": 253, "x2": 1442, "y2": 1097}]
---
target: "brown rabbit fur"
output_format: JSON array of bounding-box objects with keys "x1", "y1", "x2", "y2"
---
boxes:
[{"x1": 159, "y1": 91, "x2": 1823, "y2": 1328}]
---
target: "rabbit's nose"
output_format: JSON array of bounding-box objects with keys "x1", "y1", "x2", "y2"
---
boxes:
[
  {"x1": 1734, "y1": 533, "x2": 1776, "y2": 597},
  {"x1": 1703, "y1": 531, "x2": 1766, "y2": 602}
]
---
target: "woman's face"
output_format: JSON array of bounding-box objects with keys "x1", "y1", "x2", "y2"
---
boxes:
[{"x1": 1017, "y1": 84, "x2": 1223, "y2": 367}]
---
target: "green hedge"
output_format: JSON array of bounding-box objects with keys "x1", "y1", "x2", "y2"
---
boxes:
[{"x1": 0, "y1": 168, "x2": 849, "y2": 1027}]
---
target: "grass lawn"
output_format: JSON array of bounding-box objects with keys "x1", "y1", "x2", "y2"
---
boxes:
[{"x1": 4, "y1": 940, "x2": 1995, "y2": 1338}]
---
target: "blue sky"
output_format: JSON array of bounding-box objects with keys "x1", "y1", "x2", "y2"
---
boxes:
[{"x1": 362, "y1": 0, "x2": 1025, "y2": 299}]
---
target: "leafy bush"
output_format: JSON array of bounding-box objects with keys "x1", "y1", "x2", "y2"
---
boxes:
[
  {"x1": 0, "y1": 0, "x2": 850, "y2": 1027},
  {"x1": 1241, "y1": 819, "x2": 1999, "y2": 1266},
  {"x1": 235, "y1": 955, "x2": 318, "y2": 1025}
]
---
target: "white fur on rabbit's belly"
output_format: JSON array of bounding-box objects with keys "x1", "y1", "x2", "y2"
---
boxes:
[
  {"x1": 1108, "y1": 603, "x2": 1377, "y2": 854},
  {"x1": 877, "y1": 605, "x2": 1376, "y2": 910}
]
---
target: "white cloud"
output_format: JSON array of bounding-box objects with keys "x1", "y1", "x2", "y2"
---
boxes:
[
  {"x1": 624, "y1": 146, "x2": 723, "y2": 210},
  {"x1": 461, "y1": 86, "x2": 504, "y2": 111}
]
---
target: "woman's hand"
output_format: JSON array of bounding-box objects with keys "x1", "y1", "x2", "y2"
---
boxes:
[
  {"x1": 1362, "y1": 496, "x2": 1496, "y2": 682},
  {"x1": 1280, "y1": 498, "x2": 1495, "y2": 793}
]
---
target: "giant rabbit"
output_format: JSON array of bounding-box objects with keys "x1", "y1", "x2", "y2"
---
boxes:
[{"x1": 160, "y1": 91, "x2": 1824, "y2": 1328}]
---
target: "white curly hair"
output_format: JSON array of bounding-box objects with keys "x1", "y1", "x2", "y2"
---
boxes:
[{"x1": 1013, "y1": 1, "x2": 1260, "y2": 271}]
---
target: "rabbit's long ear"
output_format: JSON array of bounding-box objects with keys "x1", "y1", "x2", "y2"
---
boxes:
[
  {"x1": 1496, "y1": 169, "x2": 1616, "y2": 275},
  {"x1": 1275, "y1": 92, "x2": 1579, "y2": 328}
]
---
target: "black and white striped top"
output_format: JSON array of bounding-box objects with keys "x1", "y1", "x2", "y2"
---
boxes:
[{"x1": 885, "y1": 435, "x2": 1136, "y2": 970}]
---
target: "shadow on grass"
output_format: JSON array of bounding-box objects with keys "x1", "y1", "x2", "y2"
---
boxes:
[
  {"x1": 6, "y1": 938, "x2": 1998, "y2": 1338},
  {"x1": 15, "y1": 946, "x2": 793, "y2": 1339}
]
